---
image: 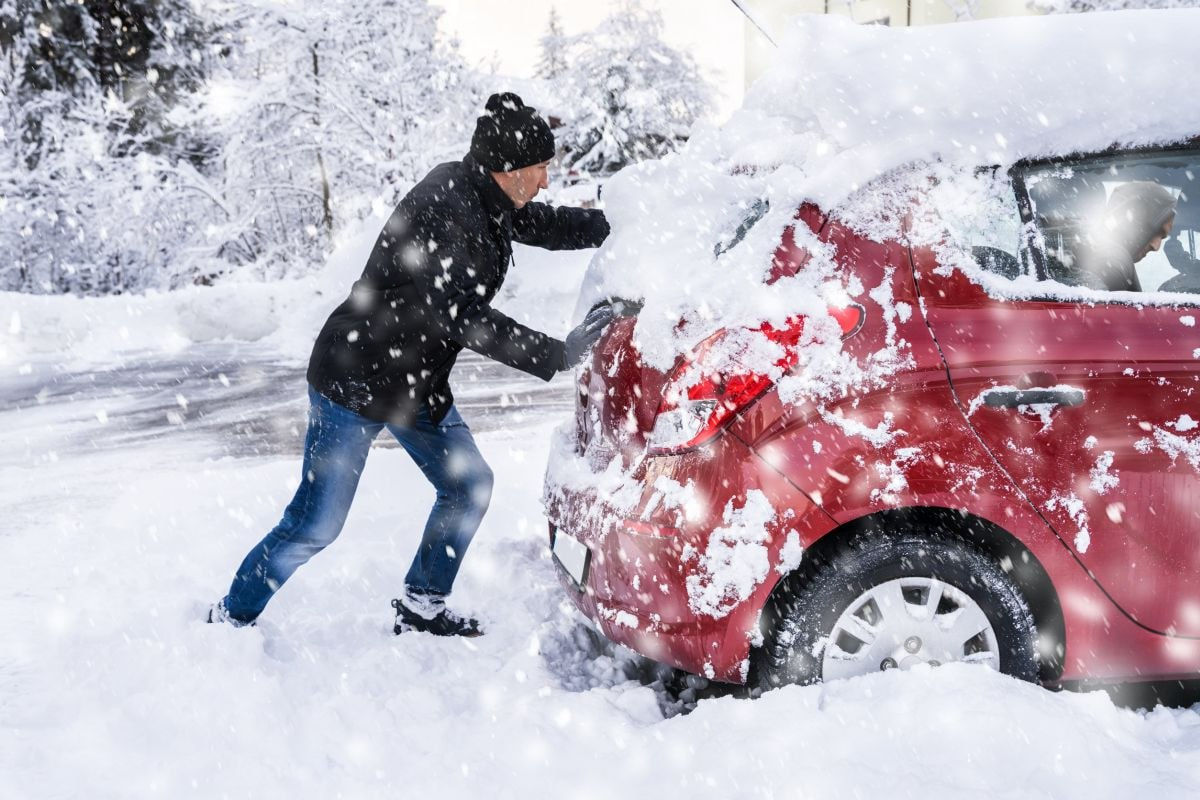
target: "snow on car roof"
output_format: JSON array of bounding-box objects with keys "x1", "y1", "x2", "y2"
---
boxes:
[
  {"x1": 579, "y1": 9, "x2": 1200, "y2": 378},
  {"x1": 758, "y1": 9, "x2": 1200, "y2": 208}
]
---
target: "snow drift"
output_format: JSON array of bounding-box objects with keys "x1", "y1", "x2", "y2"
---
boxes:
[{"x1": 0, "y1": 211, "x2": 592, "y2": 369}]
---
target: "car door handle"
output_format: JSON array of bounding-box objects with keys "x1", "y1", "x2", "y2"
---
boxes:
[{"x1": 982, "y1": 388, "x2": 1085, "y2": 409}]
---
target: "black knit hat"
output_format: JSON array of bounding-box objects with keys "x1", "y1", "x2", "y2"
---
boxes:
[{"x1": 470, "y1": 92, "x2": 556, "y2": 172}]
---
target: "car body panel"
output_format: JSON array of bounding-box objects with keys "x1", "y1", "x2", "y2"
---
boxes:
[
  {"x1": 912, "y1": 244, "x2": 1200, "y2": 639},
  {"x1": 544, "y1": 429, "x2": 824, "y2": 682},
  {"x1": 544, "y1": 160, "x2": 1200, "y2": 686}
]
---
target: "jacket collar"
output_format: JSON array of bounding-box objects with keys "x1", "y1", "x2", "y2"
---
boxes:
[{"x1": 463, "y1": 153, "x2": 515, "y2": 216}]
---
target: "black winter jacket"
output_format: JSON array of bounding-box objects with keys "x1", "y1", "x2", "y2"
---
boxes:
[{"x1": 306, "y1": 155, "x2": 609, "y2": 425}]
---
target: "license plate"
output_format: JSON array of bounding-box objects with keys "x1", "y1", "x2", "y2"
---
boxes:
[{"x1": 552, "y1": 530, "x2": 591, "y2": 589}]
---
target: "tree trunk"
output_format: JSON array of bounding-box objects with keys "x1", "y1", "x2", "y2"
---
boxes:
[{"x1": 310, "y1": 40, "x2": 334, "y2": 234}]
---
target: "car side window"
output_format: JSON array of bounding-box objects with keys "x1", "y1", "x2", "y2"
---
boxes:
[{"x1": 1018, "y1": 150, "x2": 1200, "y2": 296}]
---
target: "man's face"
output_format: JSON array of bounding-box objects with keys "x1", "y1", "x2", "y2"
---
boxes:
[
  {"x1": 492, "y1": 160, "x2": 551, "y2": 209},
  {"x1": 1135, "y1": 212, "x2": 1176, "y2": 263}
]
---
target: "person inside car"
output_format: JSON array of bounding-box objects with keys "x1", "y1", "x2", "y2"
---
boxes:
[{"x1": 1081, "y1": 181, "x2": 1177, "y2": 292}]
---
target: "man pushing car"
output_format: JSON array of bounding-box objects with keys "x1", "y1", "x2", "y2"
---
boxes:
[{"x1": 209, "y1": 92, "x2": 614, "y2": 637}]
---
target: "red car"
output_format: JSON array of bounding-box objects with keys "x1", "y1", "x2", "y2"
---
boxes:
[{"x1": 543, "y1": 141, "x2": 1200, "y2": 690}]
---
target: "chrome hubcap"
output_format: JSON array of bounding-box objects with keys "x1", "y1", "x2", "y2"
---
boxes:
[{"x1": 821, "y1": 577, "x2": 999, "y2": 681}]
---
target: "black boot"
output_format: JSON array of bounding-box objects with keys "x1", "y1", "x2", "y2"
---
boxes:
[
  {"x1": 206, "y1": 600, "x2": 256, "y2": 628},
  {"x1": 392, "y1": 597, "x2": 484, "y2": 637}
]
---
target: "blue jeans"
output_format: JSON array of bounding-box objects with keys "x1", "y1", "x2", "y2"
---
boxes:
[{"x1": 221, "y1": 386, "x2": 494, "y2": 623}]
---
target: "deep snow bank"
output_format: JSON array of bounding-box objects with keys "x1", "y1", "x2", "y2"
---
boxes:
[
  {"x1": 0, "y1": 205, "x2": 594, "y2": 369},
  {"x1": 0, "y1": 212, "x2": 380, "y2": 368}
]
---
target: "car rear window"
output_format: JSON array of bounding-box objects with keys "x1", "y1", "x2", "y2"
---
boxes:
[{"x1": 920, "y1": 167, "x2": 1031, "y2": 283}]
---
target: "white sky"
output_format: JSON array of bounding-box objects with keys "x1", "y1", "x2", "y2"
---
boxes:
[{"x1": 431, "y1": 0, "x2": 749, "y2": 120}]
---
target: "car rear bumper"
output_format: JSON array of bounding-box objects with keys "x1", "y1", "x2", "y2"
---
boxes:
[
  {"x1": 543, "y1": 430, "x2": 828, "y2": 683},
  {"x1": 547, "y1": 514, "x2": 711, "y2": 676}
]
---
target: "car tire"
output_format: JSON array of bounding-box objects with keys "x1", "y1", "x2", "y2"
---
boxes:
[{"x1": 752, "y1": 530, "x2": 1039, "y2": 691}]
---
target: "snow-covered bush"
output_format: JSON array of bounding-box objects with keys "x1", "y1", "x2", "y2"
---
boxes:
[
  {"x1": 0, "y1": 88, "x2": 216, "y2": 293},
  {"x1": 1030, "y1": 0, "x2": 1193, "y2": 11}
]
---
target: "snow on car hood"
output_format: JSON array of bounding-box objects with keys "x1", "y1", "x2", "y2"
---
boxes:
[{"x1": 579, "y1": 9, "x2": 1200, "y2": 375}]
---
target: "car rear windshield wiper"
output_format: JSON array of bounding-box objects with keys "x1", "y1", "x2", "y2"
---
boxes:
[{"x1": 714, "y1": 198, "x2": 770, "y2": 258}]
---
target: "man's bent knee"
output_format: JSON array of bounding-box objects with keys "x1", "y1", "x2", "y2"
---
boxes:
[
  {"x1": 471, "y1": 463, "x2": 494, "y2": 511},
  {"x1": 438, "y1": 457, "x2": 493, "y2": 512}
]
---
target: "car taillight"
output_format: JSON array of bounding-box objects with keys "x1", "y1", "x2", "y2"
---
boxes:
[{"x1": 648, "y1": 304, "x2": 864, "y2": 454}]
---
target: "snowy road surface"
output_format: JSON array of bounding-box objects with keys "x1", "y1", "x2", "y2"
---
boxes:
[
  {"x1": 0, "y1": 344, "x2": 573, "y2": 462},
  {"x1": 4, "y1": 346, "x2": 1200, "y2": 799}
]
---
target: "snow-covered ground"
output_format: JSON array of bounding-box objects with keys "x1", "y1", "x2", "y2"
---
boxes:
[
  {"x1": 4, "y1": 232, "x2": 1200, "y2": 798},
  {"x1": 5, "y1": 406, "x2": 1200, "y2": 798}
]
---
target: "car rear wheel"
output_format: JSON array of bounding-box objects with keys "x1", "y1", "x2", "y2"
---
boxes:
[{"x1": 753, "y1": 531, "x2": 1039, "y2": 690}]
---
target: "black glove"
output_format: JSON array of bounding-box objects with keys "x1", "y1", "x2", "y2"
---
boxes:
[{"x1": 561, "y1": 303, "x2": 615, "y2": 370}]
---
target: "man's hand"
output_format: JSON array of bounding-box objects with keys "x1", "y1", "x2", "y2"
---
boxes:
[{"x1": 561, "y1": 303, "x2": 615, "y2": 370}]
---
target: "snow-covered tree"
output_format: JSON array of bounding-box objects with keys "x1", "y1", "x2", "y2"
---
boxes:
[
  {"x1": 0, "y1": 1, "x2": 208, "y2": 162},
  {"x1": 557, "y1": 0, "x2": 712, "y2": 177},
  {"x1": 180, "y1": 0, "x2": 478, "y2": 281},
  {"x1": 535, "y1": 6, "x2": 568, "y2": 83},
  {"x1": 0, "y1": 0, "x2": 213, "y2": 293},
  {"x1": 0, "y1": 0, "x2": 479, "y2": 294}
]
